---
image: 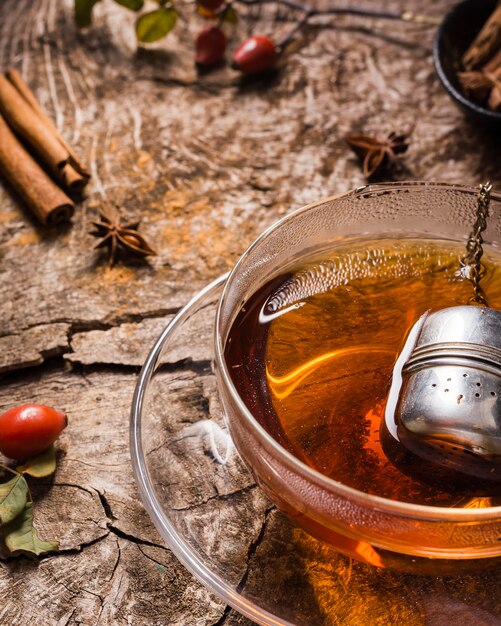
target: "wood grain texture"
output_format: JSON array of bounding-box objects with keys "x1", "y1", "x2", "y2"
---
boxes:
[
  {"x1": 0, "y1": 323, "x2": 70, "y2": 373},
  {"x1": 1, "y1": 0, "x2": 501, "y2": 624},
  {"x1": 66, "y1": 314, "x2": 213, "y2": 365}
]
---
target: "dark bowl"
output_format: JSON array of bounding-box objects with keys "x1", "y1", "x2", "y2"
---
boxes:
[{"x1": 434, "y1": 0, "x2": 501, "y2": 127}]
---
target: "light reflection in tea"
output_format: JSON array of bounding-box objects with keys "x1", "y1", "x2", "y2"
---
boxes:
[{"x1": 225, "y1": 238, "x2": 501, "y2": 510}]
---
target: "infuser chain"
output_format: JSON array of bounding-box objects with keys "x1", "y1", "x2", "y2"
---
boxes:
[{"x1": 463, "y1": 182, "x2": 493, "y2": 306}]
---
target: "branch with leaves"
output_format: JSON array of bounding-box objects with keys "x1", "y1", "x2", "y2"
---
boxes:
[
  {"x1": 75, "y1": 0, "x2": 439, "y2": 75},
  {"x1": 0, "y1": 404, "x2": 68, "y2": 558},
  {"x1": 0, "y1": 449, "x2": 59, "y2": 557}
]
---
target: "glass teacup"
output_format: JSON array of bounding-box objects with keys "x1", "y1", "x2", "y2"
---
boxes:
[{"x1": 132, "y1": 181, "x2": 501, "y2": 578}]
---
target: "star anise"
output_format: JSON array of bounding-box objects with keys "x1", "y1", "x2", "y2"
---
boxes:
[
  {"x1": 345, "y1": 131, "x2": 410, "y2": 180},
  {"x1": 90, "y1": 207, "x2": 156, "y2": 266}
]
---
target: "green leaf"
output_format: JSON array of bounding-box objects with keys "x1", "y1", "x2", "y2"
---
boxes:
[
  {"x1": 75, "y1": 0, "x2": 101, "y2": 28},
  {"x1": 0, "y1": 474, "x2": 28, "y2": 526},
  {"x1": 17, "y1": 446, "x2": 56, "y2": 479},
  {"x1": 4, "y1": 502, "x2": 59, "y2": 556},
  {"x1": 223, "y1": 5, "x2": 238, "y2": 24},
  {"x1": 135, "y1": 8, "x2": 177, "y2": 43},
  {"x1": 114, "y1": 0, "x2": 144, "y2": 11}
]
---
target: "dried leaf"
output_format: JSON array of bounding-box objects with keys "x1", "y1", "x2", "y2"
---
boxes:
[
  {"x1": 223, "y1": 5, "x2": 238, "y2": 24},
  {"x1": 4, "y1": 502, "x2": 58, "y2": 556},
  {"x1": 17, "y1": 446, "x2": 56, "y2": 478},
  {"x1": 0, "y1": 474, "x2": 28, "y2": 526},
  {"x1": 136, "y1": 8, "x2": 177, "y2": 43},
  {"x1": 75, "y1": 0, "x2": 101, "y2": 27}
]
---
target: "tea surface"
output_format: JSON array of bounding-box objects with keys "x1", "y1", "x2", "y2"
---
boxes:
[{"x1": 225, "y1": 237, "x2": 501, "y2": 506}]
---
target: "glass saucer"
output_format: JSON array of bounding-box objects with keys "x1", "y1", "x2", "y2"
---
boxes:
[{"x1": 130, "y1": 275, "x2": 501, "y2": 626}]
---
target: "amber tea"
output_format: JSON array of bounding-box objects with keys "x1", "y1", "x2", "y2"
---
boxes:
[{"x1": 225, "y1": 237, "x2": 501, "y2": 509}]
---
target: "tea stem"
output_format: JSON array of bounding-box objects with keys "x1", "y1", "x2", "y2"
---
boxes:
[{"x1": 234, "y1": 0, "x2": 439, "y2": 50}]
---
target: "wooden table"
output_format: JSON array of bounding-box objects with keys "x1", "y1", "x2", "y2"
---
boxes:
[{"x1": 1, "y1": 1, "x2": 500, "y2": 624}]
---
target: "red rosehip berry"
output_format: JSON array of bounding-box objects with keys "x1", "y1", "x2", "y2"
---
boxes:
[
  {"x1": 232, "y1": 36, "x2": 277, "y2": 75},
  {"x1": 196, "y1": 26, "x2": 227, "y2": 67},
  {"x1": 197, "y1": 0, "x2": 224, "y2": 10},
  {"x1": 0, "y1": 404, "x2": 68, "y2": 460}
]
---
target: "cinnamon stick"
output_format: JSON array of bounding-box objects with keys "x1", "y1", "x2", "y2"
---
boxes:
[
  {"x1": 488, "y1": 79, "x2": 501, "y2": 110},
  {"x1": 457, "y1": 71, "x2": 494, "y2": 104},
  {"x1": 463, "y1": 5, "x2": 501, "y2": 70},
  {"x1": 483, "y1": 45, "x2": 501, "y2": 73},
  {"x1": 0, "y1": 69, "x2": 90, "y2": 192},
  {"x1": 6, "y1": 69, "x2": 90, "y2": 180},
  {"x1": 0, "y1": 112, "x2": 74, "y2": 226}
]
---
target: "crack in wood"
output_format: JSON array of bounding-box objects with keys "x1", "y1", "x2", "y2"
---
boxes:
[
  {"x1": 236, "y1": 505, "x2": 275, "y2": 594},
  {"x1": 0, "y1": 307, "x2": 215, "y2": 374},
  {"x1": 0, "y1": 308, "x2": 182, "y2": 342},
  {"x1": 2, "y1": 484, "x2": 124, "y2": 561},
  {"x1": 90, "y1": 306, "x2": 183, "y2": 330},
  {"x1": 107, "y1": 524, "x2": 167, "y2": 551},
  {"x1": 211, "y1": 604, "x2": 233, "y2": 626},
  {"x1": 0, "y1": 323, "x2": 71, "y2": 374},
  {"x1": 59, "y1": 608, "x2": 76, "y2": 626},
  {"x1": 107, "y1": 536, "x2": 121, "y2": 583},
  {"x1": 108, "y1": 537, "x2": 122, "y2": 582},
  {"x1": 47, "y1": 572, "x2": 80, "y2": 602},
  {"x1": 0, "y1": 353, "x2": 212, "y2": 394},
  {"x1": 79, "y1": 585, "x2": 104, "y2": 606},
  {"x1": 0, "y1": 496, "x2": 165, "y2": 565},
  {"x1": 39, "y1": 532, "x2": 111, "y2": 560},
  {"x1": 69, "y1": 358, "x2": 212, "y2": 375},
  {"x1": 52, "y1": 482, "x2": 100, "y2": 498},
  {"x1": 97, "y1": 490, "x2": 116, "y2": 523},
  {"x1": 0, "y1": 354, "x2": 66, "y2": 382},
  {"x1": 136, "y1": 544, "x2": 176, "y2": 582},
  {"x1": 169, "y1": 484, "x2": 259, "y2": 512}
]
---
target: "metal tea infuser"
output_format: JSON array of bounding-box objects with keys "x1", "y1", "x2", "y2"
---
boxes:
[{"x1": 384, "y1": 183, "x2": 501, "y2": 483}]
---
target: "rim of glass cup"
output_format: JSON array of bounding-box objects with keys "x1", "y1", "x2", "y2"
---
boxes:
[{"x1": 214, "y1": 181, "x2": 501, "y2": 523}]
